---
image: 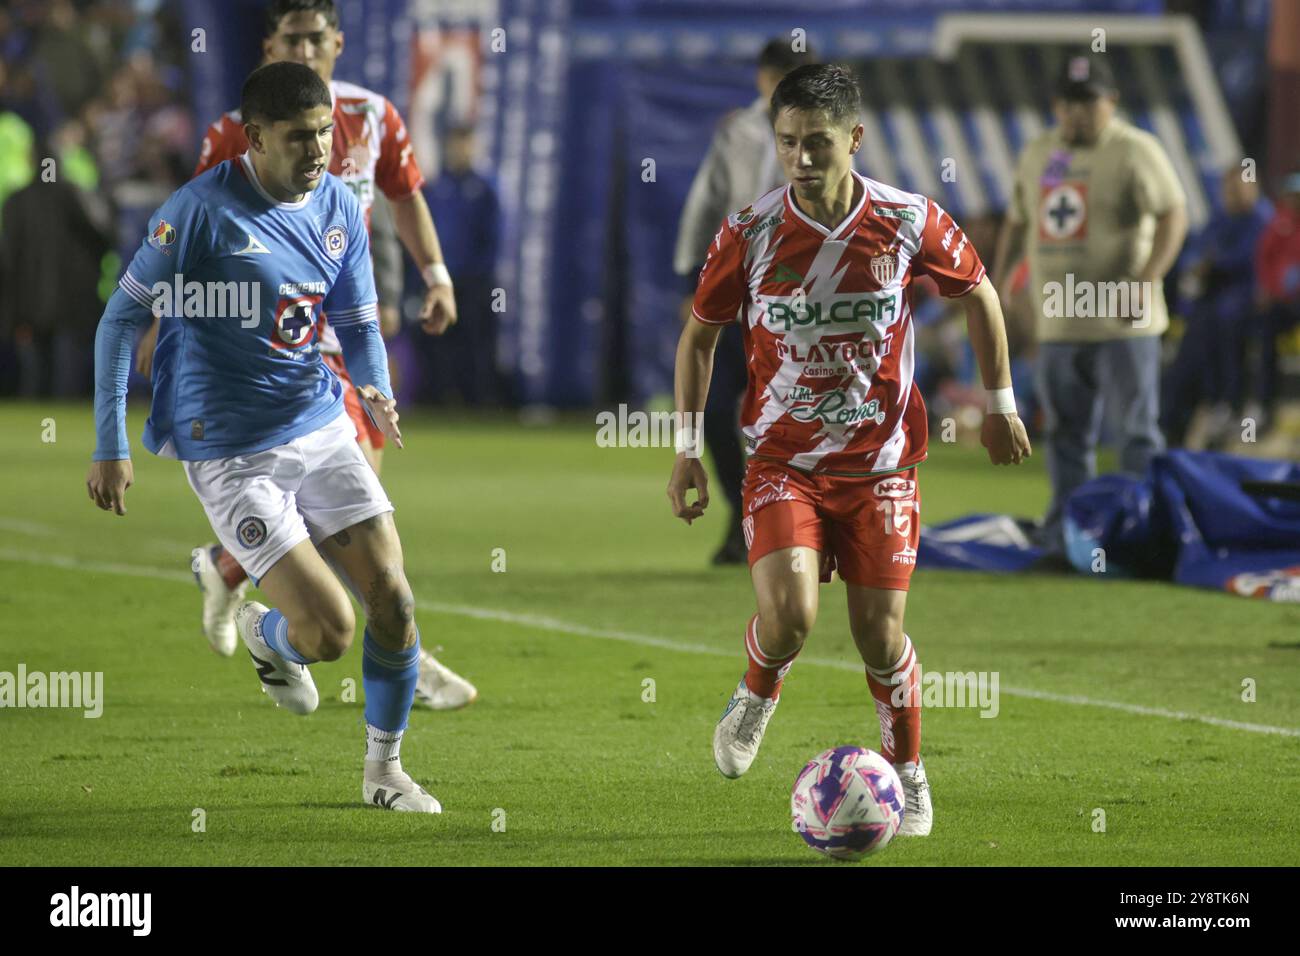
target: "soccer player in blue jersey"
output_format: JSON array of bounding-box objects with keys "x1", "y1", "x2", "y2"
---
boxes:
[{"x1": 86, "y1": 62, "x2": 440, "y2": 813}]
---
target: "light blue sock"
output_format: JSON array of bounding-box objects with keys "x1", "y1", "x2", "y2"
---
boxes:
[
  {"x1": 259, "y1": 609, "x2": 315, "y2": 665},
  {"x1": 362, "y1": 627, "x2": 419, "y2": 732}
]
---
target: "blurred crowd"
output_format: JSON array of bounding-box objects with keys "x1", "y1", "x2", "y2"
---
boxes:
[
  {"x1": 0, "y1": 0, "x2": 507, "y2": 408},
  {"x1": 1162, "y1": 170, "x2": 1300, "y2": 448},
  {"x1": 0, "y1": 0, "x2": 192, "y2": 398}
]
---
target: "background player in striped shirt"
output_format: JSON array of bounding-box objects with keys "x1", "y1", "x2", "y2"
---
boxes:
[
  {"x1": 88, "y1": 62, "x2": 444, "y2": 812},
  {"x1": 667, "y1": 64, "x2": 1032, "y2": 835},
  {"x1": 133, "y1": 0, "x2": 474, "y2": 709}
]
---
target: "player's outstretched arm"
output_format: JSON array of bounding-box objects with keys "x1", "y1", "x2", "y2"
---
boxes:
[
  {"x1": 334, "y1": 316, "x2": 403, "y2": 450},
  {"x1": 88, "y1": 287, "x2": 155, "y2": 514},
  {"x1": 667, "y1": 317, "x2": 721, "y2": 524},
  {"x1": 961, "y1": 276, "x2": 1032, "y2": 466},
  {"x1": 391, "y1": 192, "x2": 457, "y2": 336}
]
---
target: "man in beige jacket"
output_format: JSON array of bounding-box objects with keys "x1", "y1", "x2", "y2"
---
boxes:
[{"x1": 993, "y1": 52, "x2": 1187, "y2": 566}]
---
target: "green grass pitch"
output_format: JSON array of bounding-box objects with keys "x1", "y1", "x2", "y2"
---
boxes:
[{"x1": 0, "y1": 401, "x2": 1297, "y2": 866}]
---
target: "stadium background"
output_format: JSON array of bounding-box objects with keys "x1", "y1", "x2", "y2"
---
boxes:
[{"x1": 0, "y1": 0, "x2": 1290, "y2": 424}]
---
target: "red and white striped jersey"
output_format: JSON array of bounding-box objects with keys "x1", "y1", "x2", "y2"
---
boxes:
[
  {"x1": 195, "y1": 79, "x2": 424, "y2": 219},
  {"x1": 194, "y1": 80, "x2": 423, "y2": 355},
  {"x1": 692, "y1": 171, "x2": 986, "y2": 475}
]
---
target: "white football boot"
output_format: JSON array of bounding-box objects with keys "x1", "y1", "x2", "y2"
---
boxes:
[
  {"x1": 191, "y1": 545, "x2": 247, "y2": 657},
  {"x1": 895, "y1": 760, "x2": 933, "y2": 836},
  {"x1": 362, "y1": 768, "x2": 442, "y2": 814},
  {"x1": 414, "y1": 650, "x2": 479, "y2": 710},
  {"x1": 713, "y1": 678, "x2": 778, "y2": 778},
  {"x1": 236, "y1": 601, "x2": 318, "y2": 715}
]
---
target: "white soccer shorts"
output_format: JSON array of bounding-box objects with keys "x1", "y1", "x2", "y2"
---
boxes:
[{"x1": 182, "y1": 409, "x2": 394, "y2": 584}]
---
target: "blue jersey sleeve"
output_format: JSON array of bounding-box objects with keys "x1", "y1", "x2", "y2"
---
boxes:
[
  {"x1": 116, "y1": 187, "x2": 214, "y2": 314},
  {"x1": 93, "y1": 187, "x2": 213, "y2": 459},
  {"x1": 324, "y1": 190, "x2": 388, "y2": 397},
  {"x1": 92, "y1": 290, "x2": 152, "y2": 460},
  {"x1": 322, "y1": 192, "x2": 378, "y2": 329},
  {"x1": 334, "y1": 320, "x2": 392, "y2": 400}
]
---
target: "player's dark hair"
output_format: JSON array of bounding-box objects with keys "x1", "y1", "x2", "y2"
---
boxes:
[
  {"x1": 240, "y1": 61, "x2": 332, "y2": 125},
  {"x1": 757, "y1": 37, "x2": 817, "y2": 76},
  {"x1": 769, "y1": 63, "x2": 860, "y2": 129},
  {"x1": 263, "y1": 0, "x2": 339, "y2": 37}
]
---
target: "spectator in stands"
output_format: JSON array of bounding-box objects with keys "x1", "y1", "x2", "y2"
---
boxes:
[
  {"x1": 0, "y1": 60, "x2": 36, "y2": 223},
  {"x1": 31, "y1": 0, "x2": 103, "y2": 127},
  {"x1": 672, "y1": 37, "x2": 816, "y2": 565},
  {"x1": 1163, "y1": 168, "x2": 1272, "y2": 447},
  {"x1": 0, "y1": 0, "x2": 189, "y2": 393},
  {"x1": 1254, "y1": 170, "x2": 1300, "y2": 434},
  {"x1": 0, "y1": 133, "x2": 112, "y2": 397},
  {"x1": 993, "y1": 52, "x2": 1187, "y2": 568},
  {"x1": 416, "y1": 124, "x2": 503, "y2": 405}
]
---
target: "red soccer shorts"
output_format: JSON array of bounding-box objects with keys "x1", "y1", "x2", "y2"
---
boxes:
[
  {"x1": 740, "y1": 459, "x2": 920, "y2": 590},
  {"x1": 323, "y1": 351, "x2": 386, "y2": 450}
]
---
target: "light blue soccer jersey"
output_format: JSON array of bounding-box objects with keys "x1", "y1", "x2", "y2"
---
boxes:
[{"x1": 93, "y1": 153, "x2": 388, "y2": 461}]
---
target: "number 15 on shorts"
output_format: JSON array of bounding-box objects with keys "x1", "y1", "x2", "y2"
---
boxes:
[{"x1": 877, "y1": 499, "x2": 915, "y2": 537}]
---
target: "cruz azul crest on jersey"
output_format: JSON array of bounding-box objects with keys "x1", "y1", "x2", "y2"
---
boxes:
[
  {"x1": 323, "y1": 224, "x2": 348, "y2": 259},
  {"x1": 271, "y1": 295, "x2": 324, "y2": 351}
]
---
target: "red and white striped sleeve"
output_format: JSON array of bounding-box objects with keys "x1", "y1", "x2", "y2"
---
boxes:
[
  {"x1": 691, "y1": 219, "x2": 747, "y2": 325},
  {"x1": 913, "y1": 199, "x2": 986, "y2": 297}
]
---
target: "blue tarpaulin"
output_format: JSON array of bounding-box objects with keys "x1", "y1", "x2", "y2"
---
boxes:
[{"x1": 918, "y1": 450, "x2": 1300, "y2": 602}]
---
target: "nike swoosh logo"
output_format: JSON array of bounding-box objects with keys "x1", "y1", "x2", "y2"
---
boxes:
[{"x1": 235, "y1": 234, "x2": 271, "y2": 255}]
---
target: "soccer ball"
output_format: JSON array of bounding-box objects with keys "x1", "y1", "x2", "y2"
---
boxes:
[{"x1": 791, "y1": 746, "x2": 905, "y2": 860}]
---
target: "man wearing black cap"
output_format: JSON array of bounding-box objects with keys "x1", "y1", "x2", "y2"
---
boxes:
[{"x1": 993, "y1": 51, "x2": 1188, "y2": 568}]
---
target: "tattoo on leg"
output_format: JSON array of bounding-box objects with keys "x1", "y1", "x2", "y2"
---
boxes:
[
  {"x1": 364, "y1": 566, "x2": 416, "y2": 647},
  {"x1": 332, "y1": 529, "x2": 352, "y2": 547}
]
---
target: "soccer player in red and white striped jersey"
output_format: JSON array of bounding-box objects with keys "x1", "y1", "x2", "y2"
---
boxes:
[{"x1": 668, "y1": 64, "x2": 1031, "y2": 835}]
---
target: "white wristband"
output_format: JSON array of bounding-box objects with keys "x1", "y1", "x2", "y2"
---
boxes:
[
  {"x1": 674, "y1": 426, "x2": 701, "y2": 458},
  {"x1": 421, "y1": 262, "x2": 452, "y2": 288},
  {"x1": 986, "y1": 387, "x2": 1017, "y2": 415}
]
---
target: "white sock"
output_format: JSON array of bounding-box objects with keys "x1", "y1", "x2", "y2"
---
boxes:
[{"x1": 364, "y1": 724, "x2": 404, "y2": 772}]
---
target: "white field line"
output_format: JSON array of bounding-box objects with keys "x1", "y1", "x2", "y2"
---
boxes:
[
  {"x1": 0, "y1": 548, "x2": 193, "y2": 583},
  {"x1": 3, "y1": 548, "x2": 1297, "y2": 738},
  {"x1": 421, "y1": 603, "x2": 1300, "y2": 738},
  {"x1": 0, "y1": 515, "x2": 199, "y2": 556},
  {"x1": 0, "y1": 518, "x2": 56, "y2": 536}
]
